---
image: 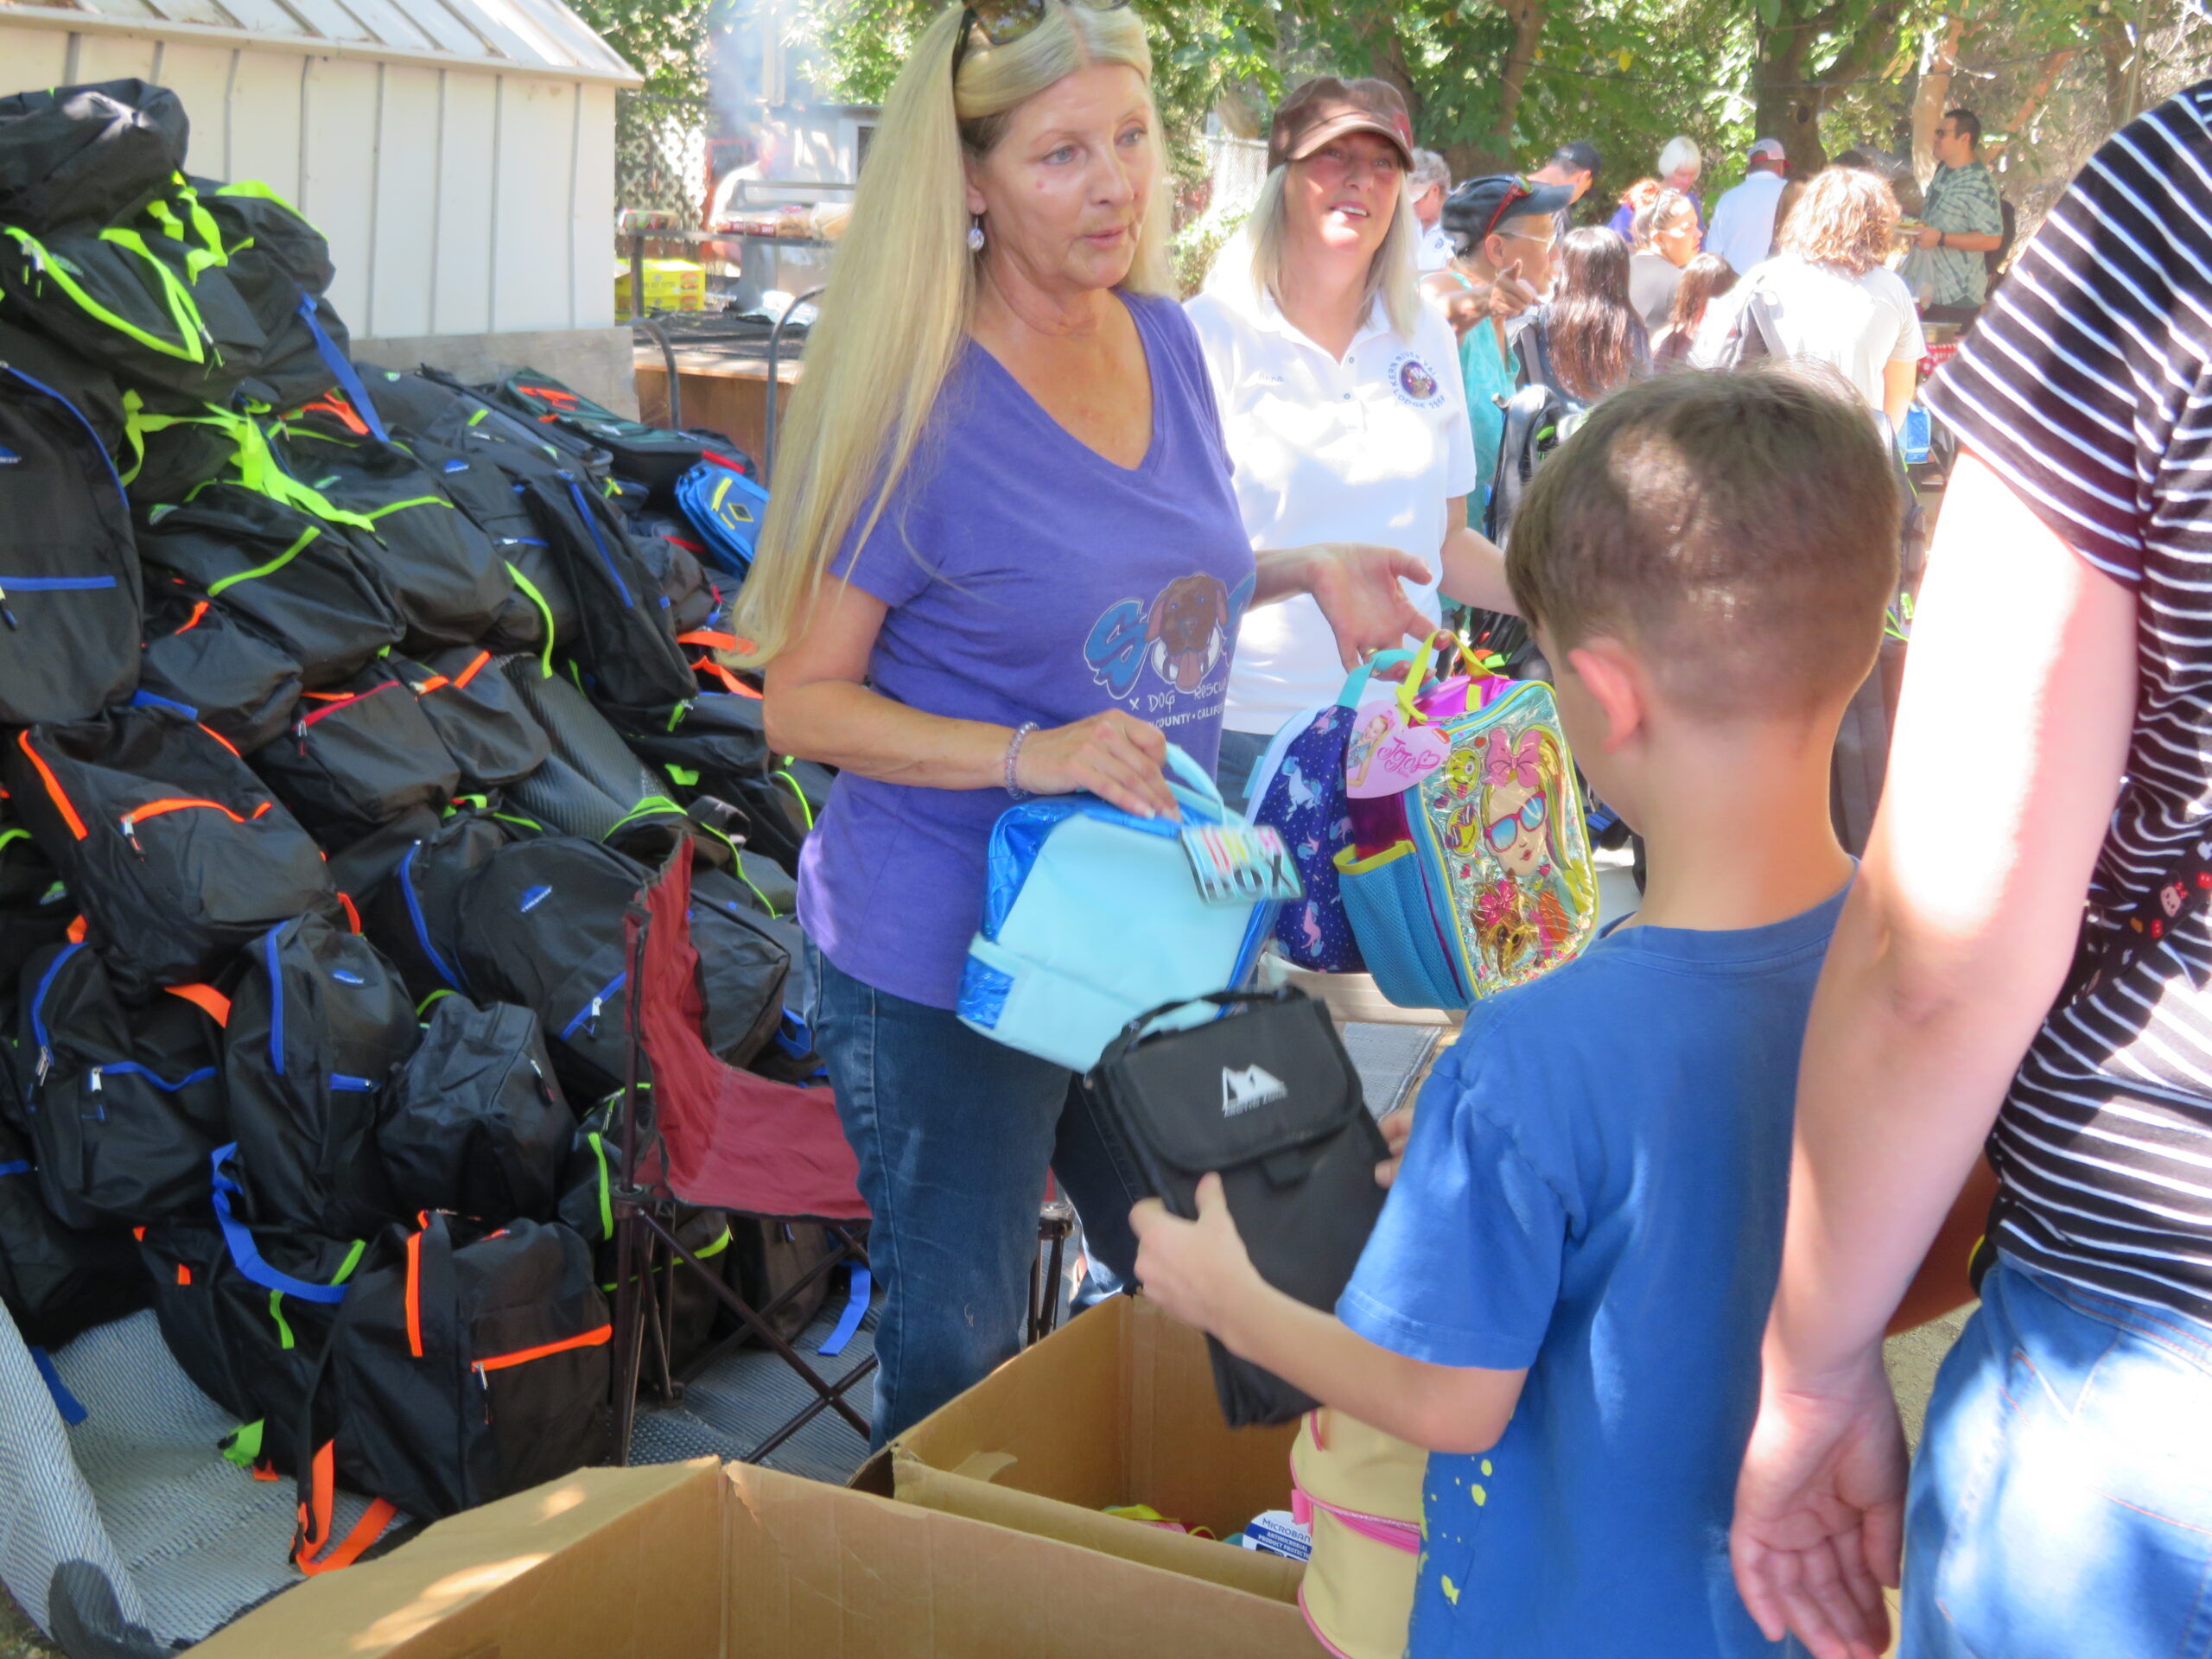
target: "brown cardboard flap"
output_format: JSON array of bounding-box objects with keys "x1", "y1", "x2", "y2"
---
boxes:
[
  {"x1": 190, "y1": 1459, "x2": 727, "y2": 1659},
  {"x1": 890, "y1": 1452, "x2": 1305, "y2": 1605},
  {"x1": 725, "y1": 1463, "x2": 1317, "y2": 1657},
  {"x1": 887, "y1": 1295, "x2": 1297, "y2": 1541}
]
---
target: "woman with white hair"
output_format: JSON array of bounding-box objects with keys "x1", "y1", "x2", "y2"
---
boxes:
[
  {"x1": 1609, "y1": 133, "x2": 1704, "y2": 238},
  {"x1": 739, "y1": 0, "x2": 1430, "y2": 1446},
  {"x1": 1187, "y1": 77, "x2": 1516, "y2": 807}
]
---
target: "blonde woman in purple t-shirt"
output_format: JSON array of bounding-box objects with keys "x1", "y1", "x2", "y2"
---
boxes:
[{"x1": 733, "y1": 0, "x2": 1429, "y2": 1447}]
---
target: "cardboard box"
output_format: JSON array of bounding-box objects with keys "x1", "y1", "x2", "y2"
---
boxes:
[
  {"x1": 613, "y1": 257, "x2": 706, "y2": 314},
  {"x1": 858, "y1": 1294, "x2": 1310, "y2": 1607},
  {"x1": 188, "y1": 1458, "x2": 1313, "y2": 1657}
]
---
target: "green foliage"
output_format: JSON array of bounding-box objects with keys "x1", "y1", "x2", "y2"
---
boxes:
[{"x1": 575, "y1": 0, "x2": 714, "y2": 106}]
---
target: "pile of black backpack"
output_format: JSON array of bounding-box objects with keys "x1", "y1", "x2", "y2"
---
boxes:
[{"x1": 0, "y1": 79, "x2": 836, "y2": 1551}]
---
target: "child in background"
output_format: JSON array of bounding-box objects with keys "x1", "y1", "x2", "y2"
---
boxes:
[{"x1": 1133, "y1": 365, "x2": 1899, "y2": 1656}]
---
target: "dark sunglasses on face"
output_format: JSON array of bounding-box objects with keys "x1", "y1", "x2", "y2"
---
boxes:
[{"x1": 951, "y1": 0, "x2": 1132, "y2": 79}]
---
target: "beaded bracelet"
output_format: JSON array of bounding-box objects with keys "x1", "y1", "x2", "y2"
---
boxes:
[{"x1": 1004, "y1": 721, "x2": 1039, "y2": 800}]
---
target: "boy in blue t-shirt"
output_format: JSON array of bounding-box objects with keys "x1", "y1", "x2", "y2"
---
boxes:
[{"x1": 1132, "y1": 366, "x2": 1902, "y2": 1656}]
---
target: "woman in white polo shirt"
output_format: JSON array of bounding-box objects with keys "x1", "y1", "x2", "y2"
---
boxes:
[{"x1": 1187, "y1": 75, "x2": 1517, "y2": 807}]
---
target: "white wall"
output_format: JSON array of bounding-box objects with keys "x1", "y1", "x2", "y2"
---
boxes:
[{"x1": 0, "y1": 24, "x2": 619, "y2": 338}]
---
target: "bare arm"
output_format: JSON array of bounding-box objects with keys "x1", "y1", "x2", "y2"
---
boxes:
[
  {"x1": 1132, "y1": 1176, "x2": 1524, "y2": 1453},
  {"x1": 1729, "y1": 449, "x2": 2136, "y2": 1657},
  {"x1": 1440, "y1": 495, "x2": 1515, "y2": 612},
  {"x1": 1880, "y1": 359, "x2": 1916, "y2": 437}
]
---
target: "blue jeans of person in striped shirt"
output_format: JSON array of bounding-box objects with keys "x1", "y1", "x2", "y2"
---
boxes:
[{"x1": 1902, "y1": 1255, "x2": 2212, "y2": 1657}]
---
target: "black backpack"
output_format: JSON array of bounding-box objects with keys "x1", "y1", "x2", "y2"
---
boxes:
[
  {"x1": 359, "y1": 804, "x2": 535, "y2": 1003},
  {"x1": 0, "y1": 324, "x2": 145, "y2": 724},
  {"x1": 599, "y1": 693, "x2": 821, "y2": 878},
  {"x1": 1093, "y1": 988, "x2": 1386, "y2": 1427},
  {"x1": 517, "y1": 474, "x2": 697, "y2": 709},
  {"x1": 143, "y1": 1182, "x2": 372, "y2": 1473},
  {"x1": 377, "y1": 996, "x2": 571, "y2": 1224},
  {"x1": 222, "y1": 913, "x2": 419, "y2": 1235},
  {"x1": 194, "y1": 178, "x2": 352, "y2": 416},
  {"x1": 294, "y1": 1211, "x2": 613, "y2": 1548},
  {"x1": 492, "y1": 369, "x2": 747, "y2": 500},
  {"x1": 137, "y1": 484, "x2": 406, "y2": 688},
  {"x1": 400, "y1": 649, "x2": 550, "y2": 793},
  {"x1": 0, "y1": 813, "x2": 74, "y2": 1001},
  {"x1": 249, "y1": 665, "x2": 461, "y2": 849},
  {"x1": 5, "y1": 707, "x2": 337, "y2": 996},
  {"x1": 0, "y1": 1116, "x2": 148, "y2": 1347},
  {"x1": 0, "y1": 81, "x2": 188, "y2": 234},
  {"x1": 273, "y1": 418, "x2": 515, "y2": 650},
  {"x1": 136, "y1": 577, "x2": 305, "y2": 754},
  {"x1": 17, "y1": 940, "x2": 226, "y2": 1228},
  {"x1": 453, "y1": 836, "x2": 788, "y2": 1096}
]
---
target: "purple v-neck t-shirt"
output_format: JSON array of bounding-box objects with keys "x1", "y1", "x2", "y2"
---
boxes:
[{"x1": 798, "y1": 290, "x2": 1255, "y2": 1011}]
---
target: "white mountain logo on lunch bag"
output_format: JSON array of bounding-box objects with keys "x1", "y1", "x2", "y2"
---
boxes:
[{"x1": 1221, "y1": 1065, "x2": 1288, "y2": 1116}]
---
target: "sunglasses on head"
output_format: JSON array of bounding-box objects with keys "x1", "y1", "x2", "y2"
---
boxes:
[
  {"x1": 951, "y1": 0, "x2": 1131, "y2": 80},
  {"x1": 1485, "y1": 792, "x2": 1548, "y2": 853},
  {"x1": 1482, "y1": 176, "x2": 1536, "y2": 240}
]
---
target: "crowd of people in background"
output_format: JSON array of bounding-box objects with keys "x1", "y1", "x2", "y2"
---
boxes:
[{"x1": 743, "y1": 9, "x2": 2202, "y2": 1650}]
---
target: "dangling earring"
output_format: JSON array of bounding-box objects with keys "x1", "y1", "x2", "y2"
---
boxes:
[{"x1": 969, "y1": 217, "x2": 987, "y2": 253}]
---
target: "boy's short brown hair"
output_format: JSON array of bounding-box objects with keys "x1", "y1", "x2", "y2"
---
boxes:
[{"x1": 1507, "y1": 365, "x2": 1899, "y2": 718}]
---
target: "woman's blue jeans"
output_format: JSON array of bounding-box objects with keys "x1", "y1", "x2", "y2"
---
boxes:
[
  {"x1": 1902, "y1": 1255, "x2": 2212, "y2": 1657},
  {"x1": 804, "y1": 942, "x2": 1144, "y2": 1447}
]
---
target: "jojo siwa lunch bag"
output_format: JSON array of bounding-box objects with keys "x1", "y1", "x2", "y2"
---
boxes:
[
  {"x1": 957, "y1": 743, "x2": 1295, "y2": 1072},
  {"x1": 1333, "y1": 658, "x2": 1599, "y2": 1009},
  {"x1": 1248, "y1": 639, "x2": 1499, "y2": 975}
]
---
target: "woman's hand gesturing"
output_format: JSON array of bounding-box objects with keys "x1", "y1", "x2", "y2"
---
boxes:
[
  {"x1": 1306, "y1": 543, "x2": 1434, "y2": 670},
  {"x1": 1013, "y1": 709, "x2": 1179, "y2": 819}
]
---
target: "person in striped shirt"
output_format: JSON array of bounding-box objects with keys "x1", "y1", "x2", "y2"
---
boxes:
[{"x1": 1731, "y1": 82, "x2": 2212, "y2": 1659}]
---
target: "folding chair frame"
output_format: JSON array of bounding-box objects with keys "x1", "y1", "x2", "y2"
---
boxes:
[{"x1": 606, "y1": 893, "x2": 877, "y2": 1466}]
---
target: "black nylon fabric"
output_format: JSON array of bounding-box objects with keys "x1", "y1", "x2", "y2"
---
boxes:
[
  {"x1": 3, "y1": 709, "x2": 336, "y2": 998},
  {"x1": 1091, "y1": 990, "x2": 1387, "y2": 1427},
  {"x1": 273, "y1": 423, "x2": 513, "y2": 650},
  {"x1": 0, "y1": 315, "x2": 125, "y2": 450},
  {"x1": 0, "y1": 816, "x2": 73, "y2": 1001},
  {"x1": 492, "y1": 371, "x2": 744, "y2": 501},
  {"x1": 195, "y1": 181, "x2": 346, "y2": 414},
  {"x1": 137, "y1": 579, "x2": 303, "y2": 753},
  {"x1": 0, "y1": 1116, "x2": 146, "y2": 1348},
  {"x1": 516, "y1": 474, "x2": 695, "y2": 708},
  {"x1": 0, "y1": 82, "x2": 188, "y2": 234},
  {"x1": 141, "y1": 1211, "x2": 371, "y2": 1472},
  {"x1": 323, "y1": 801, "x2": 442, "y2": 912},
  {"x1": 378, "y1": 998, "x2": 569, "y2": 1224},
  {"x1": 250, "y1": 667, "x2": 459, "y2": 849},
  {"x1": 359, "y1": 804, "x2": 531, "y2": 1003},
  {"x1": 500, "y1": 664, "x2": 690, "y2": 849},
  {"x1": 16, "y1": 941, "x2": 226, "y2": 1228},
  {"x1": 0, "y1": 338, "x2": 144, "y2": 724},
  {"x1": 346, "y1": 366, "x2": 585, "y2": 649},
  {"x1": 633, "y1": 533, "x2": 715, "y2": 635},
  {"x1": 597, "y1": 694, "x2": 815, "y2": 874},
  {"x1": 137, "y1": 485, "x2": 406, "y2": 688},
  {"x1": 400, "y1": 651, "x2": 549, "y2": 792},
  {"x1": 310, "y1": 1212, "x2": 612, "y2": 1522},
  {"x1": 222, "y1": 913, "x2": 418, "y2": 1235}
]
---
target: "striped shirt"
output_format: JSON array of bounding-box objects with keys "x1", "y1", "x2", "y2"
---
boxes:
[{"x1": 1924, "y1": 81, "x2": 2212, "y2": 1324}]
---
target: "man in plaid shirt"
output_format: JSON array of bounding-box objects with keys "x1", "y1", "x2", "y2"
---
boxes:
[{"x1": 1902, "y1": 107, "x2": 2005, "y2": 308}]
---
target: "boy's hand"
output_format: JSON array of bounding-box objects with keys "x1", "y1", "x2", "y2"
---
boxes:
[
  {"x1": 1130, "y1": 1174, "x2": 1262, "y2": 1336},
  {"x1": 1376, "y1": 1104, "x2": 1414, "y2": 1188}
]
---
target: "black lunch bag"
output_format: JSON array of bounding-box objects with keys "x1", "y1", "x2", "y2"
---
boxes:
[
  {"x1": 377, "y1": 996, "x2": 571, "y2": 1224},
  {"x1": 5, "y1": 707, "x2": 337, "y2": 997},
  {"x1": 222, "y1": 913, "x2": 419, "y2": 1235},
  {"x1": 17, "y1": 940, "x2": 227, "y2": 1228},
  {"x1": 1094, "y1": 988, "x2": 1388, "y2": 1427},
  {"x1": 294, "y1": 1211, "x2": 613, "y2": 1545}
]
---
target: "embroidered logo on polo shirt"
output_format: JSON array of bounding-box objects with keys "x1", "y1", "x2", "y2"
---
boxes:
[{"x1": 1389, "y1": 353, "x2": 1445, "y2": 410}]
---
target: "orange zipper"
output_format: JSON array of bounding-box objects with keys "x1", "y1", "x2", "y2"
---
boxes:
[
  {"x1": 473, "y1": 1325, "x2": 613, "y2": 1375},
  {"x1": 16, "y1": 732, "x2": 85, "y2": 840}
]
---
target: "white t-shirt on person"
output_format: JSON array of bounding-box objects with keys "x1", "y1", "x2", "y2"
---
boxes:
[
  {"x1": 1186, "y1": 251, "x2": 1481, "y2": 736},
  {"x1": 1693, "y1": 253, "x2": 1926, "y2": 415},
  {"x1": 1416, "y1": 221, "x2": 1454, "y2": 272}
]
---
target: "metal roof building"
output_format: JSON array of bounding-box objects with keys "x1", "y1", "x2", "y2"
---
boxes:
[{"x1": 0, "y1": 0, "x2": 644, "y2": 403}]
